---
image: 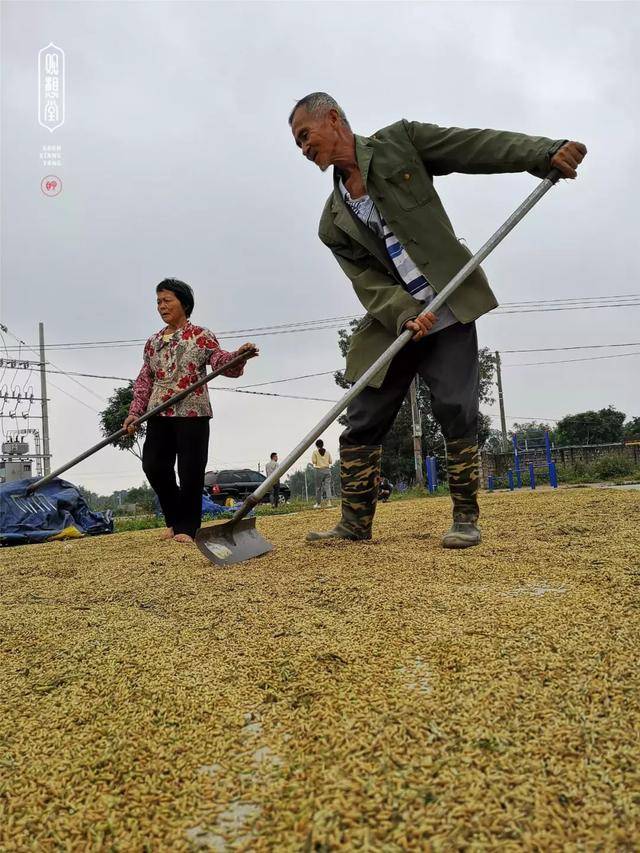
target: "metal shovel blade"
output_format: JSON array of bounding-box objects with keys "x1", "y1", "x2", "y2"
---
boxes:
[{"x1": 195, "y1": 516, "x2": 274, "y2": 566}]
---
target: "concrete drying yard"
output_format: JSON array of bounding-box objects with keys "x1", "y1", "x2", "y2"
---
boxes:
[{"x1": 1, "y1": 488, "x2": 639, "y2": 850}]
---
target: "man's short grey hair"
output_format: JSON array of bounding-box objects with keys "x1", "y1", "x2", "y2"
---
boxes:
[{"x1": 288, "y1": 92, "x2": 351, "y2": 129}]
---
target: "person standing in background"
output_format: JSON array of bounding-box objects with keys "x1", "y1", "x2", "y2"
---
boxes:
[
  {"x1": 265, "y1": 452, "x2": 280, "y2": 508},
  {"x1": 311, "y1": 439, "x2": 333, "y2": 509}
]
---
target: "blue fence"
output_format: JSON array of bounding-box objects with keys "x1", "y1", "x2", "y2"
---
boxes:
[{"x1": 487, "y1": 430, "x2": 558, "y2": 492}]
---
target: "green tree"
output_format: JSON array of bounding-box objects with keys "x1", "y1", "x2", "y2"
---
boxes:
[
  {"x1": 329, "y1": 458, "x2": 341, "y2": 497},
  {"x1": 285, "y1": 463, "x2": 315, "y2": 500},
  {"x1": 126, "y1": 483, "x2": 157, "y2": 513},
  {"x1": 334, "y1": 321, "x2": 497, "y2": 483},
  {"x1": 556, "y1": 406, "x2": 626, "y2": 446},
  {"x1": 99, "y1": 383, "x2": 145, "y2": 460},
  {"x1": 77, "y1": 486, "x2": 120, "y2": 512},
  {"x1": 511, "y1": 421, "x2": 556, "y2": 446},
  {"x1": 623, "y1": 416, "x2": 640, "y2": 441},
  {"x1": 477, "y1": 412, "x2": 495, "y2": 450},
  {"x1": 286, "y1": 459, "x2": 341, "y2": 501},
  {"x1": 77, "y1": 485, "x2": 101, "y2": 510},
  {"x1": 483, "y1": 427, "x2": 506, "y2": 452}
]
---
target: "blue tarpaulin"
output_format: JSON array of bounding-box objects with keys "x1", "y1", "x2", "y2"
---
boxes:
[
  {"x1": 153, "y1": 492, "x2": 248, "y2": 518},
  {"x1": 201, "y1": 492, "x2": 229, "y2": 516},
  {"x1": 0, "y1": 477, "x2": 114, "y2": 546}
]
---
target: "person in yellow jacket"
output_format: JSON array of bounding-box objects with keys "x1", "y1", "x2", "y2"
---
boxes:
[{"x1": 311, "y1": 439, "x2": 333, "y2": 508}]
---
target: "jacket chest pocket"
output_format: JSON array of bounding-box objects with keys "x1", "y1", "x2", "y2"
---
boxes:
[{"x1": 380, "y1": 162, "x2": 434, "y2": 211}]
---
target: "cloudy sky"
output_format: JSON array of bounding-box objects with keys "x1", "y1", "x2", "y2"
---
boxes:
[{"x1": 1, "y1": 1, "x2": 638, "y2": 495}]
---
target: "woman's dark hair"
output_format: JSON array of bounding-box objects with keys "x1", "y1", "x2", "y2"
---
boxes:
[
  {"x1": 156, "y1": 278, "x2": 194, "y2": 318},
  {"x1": 315, "y1": 439, "x2": 326, "y2": 456}
]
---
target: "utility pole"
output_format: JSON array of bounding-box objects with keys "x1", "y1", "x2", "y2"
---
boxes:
[
  {"x1": 409, "y1": 379, "x2": 424, "y2": 486},
  {"x1": 34, "y1": 429, "x2": 42, "y2": 478},
  {"x1": 39, "y1": 322, "x2": 51, "y2": 474},
  {"x1": 495, "y1": 350, "x2": 508, "y2": 449}
]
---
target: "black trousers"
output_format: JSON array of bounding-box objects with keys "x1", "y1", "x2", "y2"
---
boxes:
[
  {"x1": 341, "y1": 321, "x2": 479, "y2": 448},
  {"x1": 142, "y1": 416, "x2": 210, "y2": 538}
]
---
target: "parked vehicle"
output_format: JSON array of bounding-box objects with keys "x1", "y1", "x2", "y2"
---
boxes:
[{"x1": 204, "y1": 469, "x2": 290, "y2": 506}]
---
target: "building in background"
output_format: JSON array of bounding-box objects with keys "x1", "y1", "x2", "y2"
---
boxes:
[{"x1": 0, "y1": 438, "x2": 34, "y2": 483}]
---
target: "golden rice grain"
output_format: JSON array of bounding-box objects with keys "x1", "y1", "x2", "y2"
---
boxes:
[{"x1": 1, "y1": 488, "x2": 639, "y2": 850}]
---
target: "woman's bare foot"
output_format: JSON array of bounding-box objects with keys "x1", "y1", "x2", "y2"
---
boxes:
[
  {"x1": 160, "y1": 527, "x2": 174, "y2": 540},
  {"x1": 173, "y1": 533, "x2": 194, "y2": 544}
]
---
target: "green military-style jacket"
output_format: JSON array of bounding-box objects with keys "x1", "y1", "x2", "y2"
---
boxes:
[{"x1": 319, "y1": 119, "x2": 565, "y2": 387}]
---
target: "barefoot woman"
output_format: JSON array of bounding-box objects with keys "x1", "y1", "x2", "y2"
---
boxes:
[{"x1": 123, "y1": 278, "x2": 258, "y2": 543}]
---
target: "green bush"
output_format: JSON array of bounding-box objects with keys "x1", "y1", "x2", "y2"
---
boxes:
[
  {"x1": 589, "y1": 454, "x2": 635, "y2": 480},
  {"x1": 556, "y1": 462, "x2": 591, "y2": 484},
  {"x1": 114, "y1": 515, "x2": 165, "y2": 532},
  {"x1": 255, "y1": 498, "x2": 318, "y2": 516},
  {"x1": 389, "y1": 484, "x2": 449, "y2": 500}
]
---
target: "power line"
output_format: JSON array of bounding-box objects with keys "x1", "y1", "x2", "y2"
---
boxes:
[
  {"x1": 0, "y1": 323, "x2": 352, "y2": 352},
  {"x1": 504, "y1": 351, "x2": 640, "y2": 367},
  {"x1": 12, "y1": 368, "x2": 343, "y2": 404},
  {"x1": 46, "y1": 379, "x2": 102, "y2": 413},
  {"x1": 29, "y1": 336, "x2": 640, "y2": 386},
  {"x1": 44, "y1": 368, "x2": 133, "y2": 382},
  {"x1": 211, "y1": 387, "x2": 339, "y2": 403},
  {"x1": 221, "y1": 322, "x2": 351, "y2": 340},
  {"x1": 3, "y1": 325, "x2": 638, "y2": 420},
  {"x1": 237, "y1": 370, "x2": 337, "y2": 389},
  {"x1": 498, "y1": 293, "x2": 640, "y2": 307},
  {"x1": 0, "y1": 314, "x2": 361, "y2": 351},
  {"x1": 50, "y1": 313, "x2": 360, "y2": 344},
  {"x1": 16, "y1": 343, "x2": 640, "y2": 391},
  {"x1": 1, "y1": 324, "x2": 106, "y2": 402},
  {"x1": 492, "y1": 300, "x2": 640, "y2": 315},
  {"x1": 6, "y1": 326, "x2": 640, "y2": 363},
  {"x1": 502, "y1": 341, "x2": 640, "y2": 353},
  {"x1": 3, "y1": 296, "x2": 640, "y2": 352},
  {"x1": 484, "y1": 412, "x2": 560, "y2": 423},
  {"x1": 2, "y1": 326, "x2": 104, "y2": 414},
  {"x1": 35, "y1": 368, "x2": 342, "y2": 387}
]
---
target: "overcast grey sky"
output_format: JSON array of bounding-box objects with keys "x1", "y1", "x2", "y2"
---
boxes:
[{"x1": 1, "y1": 1, "x2": 639, "y2": 494}]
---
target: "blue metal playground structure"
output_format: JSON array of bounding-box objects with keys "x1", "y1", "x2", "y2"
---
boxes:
[
  {"x1": 423, "y1": 429, "x2": 559, "y2": 494},
  {"x1": 487, "y1": 430, "x2": 558, "y2": 492},
  {"x1": 425, "y1": 455, "x2": 439, "y2": 493}
]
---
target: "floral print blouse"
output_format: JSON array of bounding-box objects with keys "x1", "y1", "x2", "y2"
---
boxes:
[{"x1": 128, "y1": 322, "x2": 245, "y2": 419}]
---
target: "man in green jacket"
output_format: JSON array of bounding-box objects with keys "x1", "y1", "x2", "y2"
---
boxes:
[{"x1": 289, "y1": 93, "x2": 586, "y2": 548}]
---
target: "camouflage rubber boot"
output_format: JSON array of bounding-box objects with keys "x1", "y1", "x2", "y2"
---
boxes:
[
  {"x1": 442, "y1": 438, "x2": 482, "y2": 549},
  {"x1": 306, "y1": 445, "x2": 381, "y2": 542}
]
